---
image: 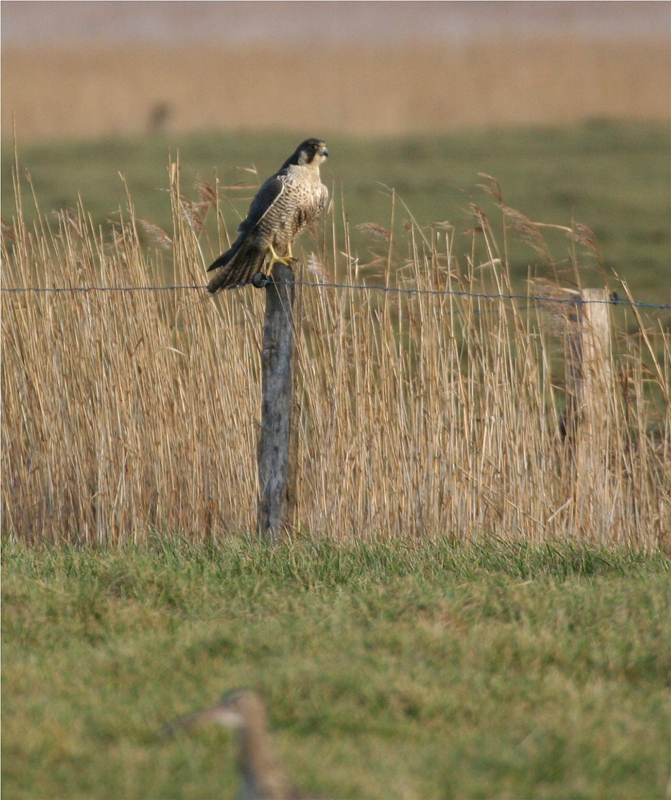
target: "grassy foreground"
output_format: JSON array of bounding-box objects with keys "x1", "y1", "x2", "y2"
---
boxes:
[{"x1": 3, "y1": 538, "x2": 669, "y2": 800}]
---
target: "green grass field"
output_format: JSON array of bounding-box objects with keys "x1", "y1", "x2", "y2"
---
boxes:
[
  {"x1": 3, "y1": 539, "x2": 669, "y2": 800},
  {"x1": 3, "y1": 120, "x2": 670, "y2": 301}
]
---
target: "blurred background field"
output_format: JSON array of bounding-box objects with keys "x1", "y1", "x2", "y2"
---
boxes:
[
  {"x1": 2, "y1": 2, "x2": 670, "y2": 140},
  {"x1": 3, "y1": 39, "x2": 669, "y2": 140}
]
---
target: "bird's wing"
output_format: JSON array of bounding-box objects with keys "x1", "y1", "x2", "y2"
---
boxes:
[{"x1": 237, "y1": 173, "x2": 286, "y2": 236}]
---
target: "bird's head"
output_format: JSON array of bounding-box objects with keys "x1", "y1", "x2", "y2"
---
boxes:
[
  {"x1": 209, "y1": 688, "x2": 267, "y2": 731},
  {"x1": 294, "y1": 138, "x2": 329, "y2": 167}
]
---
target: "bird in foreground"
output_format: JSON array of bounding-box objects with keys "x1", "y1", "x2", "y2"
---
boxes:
[
  {"x1": 207, "y1": 139, "x2": 329, "y2": 294},
  {"x1": 167, "y1": 688, "x2": 308, "y2": 800}
]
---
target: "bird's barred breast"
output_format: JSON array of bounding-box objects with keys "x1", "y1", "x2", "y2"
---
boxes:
[{"x1": 262, "y1": 170, "x2": 326, "y2": 248}]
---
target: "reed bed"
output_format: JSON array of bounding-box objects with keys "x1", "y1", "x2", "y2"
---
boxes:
[{"x1": 2, "y1": 163, "x2": 669, "y2": 548}]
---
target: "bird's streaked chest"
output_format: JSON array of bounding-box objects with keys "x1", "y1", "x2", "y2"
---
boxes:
[
  {"x1": 282, "y1": 165, "x2": 325, "y2": 203},
  {"x1": 268, "y1": 166, "x2": 326, "y2": 236}
]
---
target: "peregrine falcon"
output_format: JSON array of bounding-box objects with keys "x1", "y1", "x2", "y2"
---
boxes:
[{"x1": 207, "y1": 138, "x2": 329, "y2": 294}]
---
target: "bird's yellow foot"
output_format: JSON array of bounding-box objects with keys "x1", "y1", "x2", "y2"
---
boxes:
[{"x1": 264, "y1": 243, "x2": 294, "y2": 272}]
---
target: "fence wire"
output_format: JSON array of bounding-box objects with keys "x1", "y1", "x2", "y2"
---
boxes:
[{"x1": 1, "y1": 280, "x2": 670, "y2": 310}]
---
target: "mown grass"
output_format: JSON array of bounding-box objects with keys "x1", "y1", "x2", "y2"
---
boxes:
[
  {"x1": 3, "y1": 538, "x2": 669, "y2": 799},
  {"x1": 2, "y1": 120, "x2": 669, "y2": 300}
]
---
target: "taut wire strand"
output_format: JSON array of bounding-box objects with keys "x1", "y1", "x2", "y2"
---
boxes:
[{"x1": 1, "y1": 280, "x2": 669, "y2": 310}]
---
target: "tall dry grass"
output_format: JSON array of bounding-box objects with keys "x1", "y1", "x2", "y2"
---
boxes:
[
  {"x1": 2, "y1": 161, "x2": 669, "y2": 548},
  {"x1": 2, "y1": 38, "x2": 669, "y2": 141}
]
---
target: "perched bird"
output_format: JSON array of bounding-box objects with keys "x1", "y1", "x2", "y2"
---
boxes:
[
  {"x1": 167, "y1": 688, "x2": 306, "y2": 800},
  {"x1": 207, "y1": 139, "x2": 329, "y2": 294}
]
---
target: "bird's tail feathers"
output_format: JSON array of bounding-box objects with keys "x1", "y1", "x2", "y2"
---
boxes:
[
  {"x1": 206, "y1": 238, "x2": 266, "y2": 294},
  {"x1": 207, "y1": 236, "x2": 243, "y2": 272}
]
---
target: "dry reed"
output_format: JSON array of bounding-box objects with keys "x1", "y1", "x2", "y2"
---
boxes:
[{"x1": 1, "y1": 161, "x2": 669, "y2": 549}]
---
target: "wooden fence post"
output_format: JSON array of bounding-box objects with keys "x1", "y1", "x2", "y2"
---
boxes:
[
  {"x1": 564, "y1": 288, "x2": 613, "y2": 445},
  {"x1": 578, "y1": 288, "x2": 613, "y2": 430},
  {"x1": 563, "y1": 288, "x2": 615, "y2": 531},
  {"x1": 257, "y1": 262, "x2": 295, "y2": 542}
]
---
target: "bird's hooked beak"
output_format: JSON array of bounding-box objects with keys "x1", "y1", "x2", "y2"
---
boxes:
[{"x1": 318, "y1": 145, "x2": 329, "y2": 157}]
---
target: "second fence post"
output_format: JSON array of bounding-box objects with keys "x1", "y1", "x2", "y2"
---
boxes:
[
  {"x1": 257, "y1": 262, "x2": 295, "y2": 542},
  {"x1": 563, "y1": 288, "x2": 616, "y2": 530},
  {"x1": 564, "y1": 287, "x2": 613, "y2": 448}
]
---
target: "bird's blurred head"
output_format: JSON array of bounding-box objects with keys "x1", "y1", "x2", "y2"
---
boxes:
[
  {"x1": 209, "y1": 688, "x2": 267, "y2": 730},
  {"x1": 295, "y1": 138, "x2": 329, "y2": 167}
]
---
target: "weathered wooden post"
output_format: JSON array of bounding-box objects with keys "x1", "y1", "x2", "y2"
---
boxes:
[
  {"x1": 562, "y1": 288, "x2": 615, "y2": 533},
  {"x1": 257, "y1": 262, "x2": 295, "y2": 542},
  {"x1": 564, "y1": 288, "x2": 613, "y2": 448},
  {"x1": 578, "y1": 288, "x2": 613, "y2": 429}
]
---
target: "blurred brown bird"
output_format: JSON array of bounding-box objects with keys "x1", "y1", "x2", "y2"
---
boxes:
[{"x1": 167, "y1": 688, "x2": 307, "y2": 800}]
